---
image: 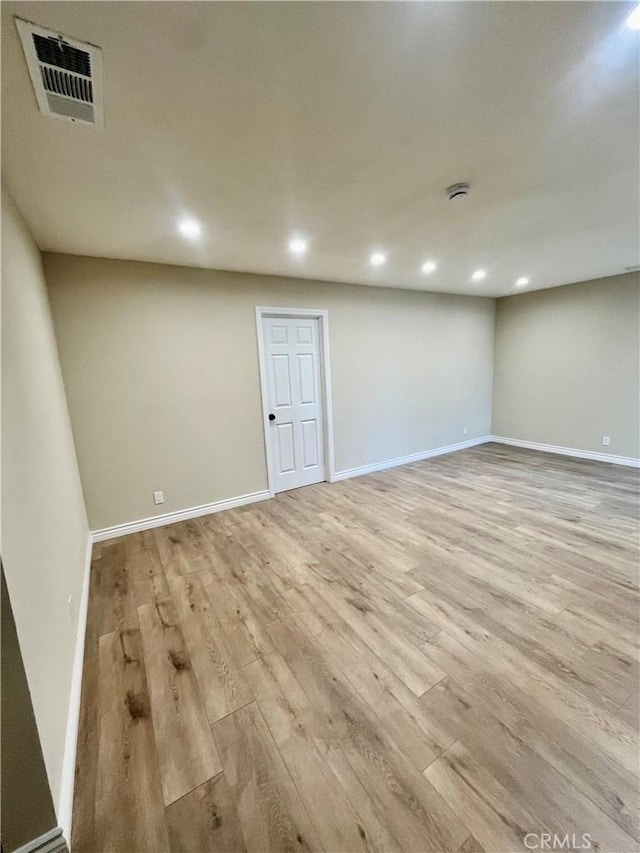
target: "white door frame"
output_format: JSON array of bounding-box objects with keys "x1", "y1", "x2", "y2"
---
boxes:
[{"x1": 256, "y1": 306, "x2": 336, "y2": 497}]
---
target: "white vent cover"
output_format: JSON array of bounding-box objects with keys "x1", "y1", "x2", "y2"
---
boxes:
[
  {"x1": 15, "y1": 18, "x2": 103, "y2": 127},
  {"x1": 445, "y1": 183, "x2": 471, "y2": 202}
]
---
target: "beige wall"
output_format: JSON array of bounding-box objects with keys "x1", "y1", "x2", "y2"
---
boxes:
[
  {"x1": 493, "y1": 273, "x2": 640, "y2": 459},
  {"x1": 44, "y1": 254, "x2": 495, "y2": 530},
  {"x1": 1, "y1": 189, "x2": 89, "y2": 814}
]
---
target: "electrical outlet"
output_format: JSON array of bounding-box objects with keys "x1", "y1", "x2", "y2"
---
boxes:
[
  {"x1": 153, "y1": 490, "x2": 164, "y2": 505},
  {"x1": 67, "y1": 595, "x2": 75, "y2": 623},
  {"x1": 601, "y1": 435, "x2": 611, "y2": 447},
  {"x1": 463, "y1": 426, "x2": 468, "y2": 436}
]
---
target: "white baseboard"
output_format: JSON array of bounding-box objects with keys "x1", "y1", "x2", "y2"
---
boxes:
[
  {"x1": 91, "y1": 489, "x2": 272, "y2": 542},
  {"x1": 57, "y1": 533, "x2": 93, "y2": 845},
  {"x1": 11, "y1": 827, "x2": 67, "y2": 853},
  {"x1": 490, "y1": 436, "x2": 640, "y2": 468},
  {"x1": 333, "y1": 435, "x2": 492, "y2": 481}
]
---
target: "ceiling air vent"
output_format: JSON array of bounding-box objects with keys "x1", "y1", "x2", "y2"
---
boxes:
[
  {"x1": 15, "y1": 18, "x2": 103, "y2": 127},
  {"x1": 446, "y1": 183, "x2": 471, "y2": 202}
]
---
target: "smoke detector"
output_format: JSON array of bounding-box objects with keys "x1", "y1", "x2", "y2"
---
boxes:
[
  {"x1": 15, "y1": 18, "x2": 103, "y2": 127},
  {"x1": 446, "y1": 183, "x2": 471, "y2": 201}
]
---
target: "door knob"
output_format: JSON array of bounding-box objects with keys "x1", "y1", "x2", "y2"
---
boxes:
[{"x1": 268, "y1": 413, "x2": 276, "y2": 421}]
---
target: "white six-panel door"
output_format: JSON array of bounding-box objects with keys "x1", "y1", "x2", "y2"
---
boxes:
[{"x1": 262, "y1": 316, "x2": 326, "y2": 493}]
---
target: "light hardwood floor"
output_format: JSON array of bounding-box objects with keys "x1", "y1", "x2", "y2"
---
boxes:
[{"x1": 72, "y1": 444, "x2": 640, "y2": 853}]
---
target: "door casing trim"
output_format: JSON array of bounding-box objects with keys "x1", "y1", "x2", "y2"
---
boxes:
[{"x1": 255, "y1": 306, "x2": 336, "y2": 496}]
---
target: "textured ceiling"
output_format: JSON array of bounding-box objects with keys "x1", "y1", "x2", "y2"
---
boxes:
[{"x1": 2, "y1": 1, "x2": 639, "y2": 296}]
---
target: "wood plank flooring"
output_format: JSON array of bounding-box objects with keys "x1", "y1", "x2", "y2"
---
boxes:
[{"x1": 72, "y1": 444, "x2": 640, "y2": 853}]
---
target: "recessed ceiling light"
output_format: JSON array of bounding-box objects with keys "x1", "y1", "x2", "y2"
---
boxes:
[
  {"x1": 421, "y1": 260, "x2": 437, "y2": 274},
  {"x1": 626, "y1": 4, "x2": 640, "y2": 29},
  {"x1": 288, "y1": 236, "x2": 308, "y2": 256},
  {"x1": 515, "y1": 277, "x2": 530, "y2": 287},
  {"x1": 471, "y1": 269, "x2": 486, "y2": 281},
  {"x1": 370, "y1": 251, "x2": 387, "y2": 267},
  {"x1": 178, "y1": 217, "x2": 202, "y2": 240}
]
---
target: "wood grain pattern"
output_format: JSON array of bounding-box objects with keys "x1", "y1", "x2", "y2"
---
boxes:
[
  {"x1": 457, "y1": 835, "x2": 486, "y2": 853},
  {"x1": 425, "y1": 741, "x2": 538, "y2": 853},
  {"x1": 94, "y1": 629, "x2": 169, "y2": 852},
  {"x1": 138, "y1": 600, "x2": 222, "y2": 805},
  {"x1": 266, "y1": 616, "x2": 468, "y2": 852},
  {"x1": 213, "y1": 702, "x2": 324, "y2": 853},
  {"x1": 243, "y1": 651, "x2": 396, "y2": 853},
  {"x1": 170, "y1": 573, "x2": 254, "y2": 722},
  {"x1": 165, "y1": 774, "x2": 247, "y2": 853},
  {"x1": 72, "y1": 444, "x2": 640, "y2": 851}
]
